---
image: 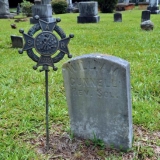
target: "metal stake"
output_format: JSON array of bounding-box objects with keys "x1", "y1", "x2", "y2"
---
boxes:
[
  {"x1": 45, "y1": 67, "x2": 49, "y2": 151},
  {"x1": 18, "y1": 17, "x2": 73, "y2": 152}
]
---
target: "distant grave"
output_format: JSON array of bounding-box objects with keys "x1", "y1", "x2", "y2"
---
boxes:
[
  {"x1": 141, "y1": 10, "x2": 150, "y2": 22},
  {"x1": 62, "y1": 54, "x2": 133, "y2": 150},
  {"x1": 30, "y1": 0, "x2": 54, "y2": 24},
  {"x1": 138, "y1": 2, "x2": 149, "y2": 10},
  {"x1": 147, "y1": 0, "x2": 160, "y2": 14},
  {"x1": 116, "y1": 0, "x2": 135, "y2": 11},
  {"x1": 77, "y1": 1, "x2": 100, "y2": 23},
  {"x1": 11, "y1": 35, "x2": 23, "y2": 48},
  {"x1": 0, "y1": 0, "x2": 14, "y2": 19},
  {"x1": 114, "y1": 13, "x2": 122, "y2": 22}
]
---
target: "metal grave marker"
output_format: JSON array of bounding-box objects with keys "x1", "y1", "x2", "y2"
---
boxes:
[{"x1": 18, "y1": 15, "x2": 74, "y2": 151}]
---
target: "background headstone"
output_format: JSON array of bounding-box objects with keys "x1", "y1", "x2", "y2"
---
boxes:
[
  {"x1": 72, "y1": 2, "x2": 79, "y2": 13},
  {"x1": 77, "y1": 1, "x2": 100, "y2": 23},
  {"x1": 11, "y1": 35, "x2": 23, "y2": 48},
  {"x1": 141, "y1": 10, "x2": 150, "y2": 22},
  {"x1": 66, "y1": 0, "x2": 73, "y2": 13},
  {"x1": 114, "y1": 13, "x2": 122, "y2": 22},
  {"x1": 147, "y1": 0, "x2": 160, "y2": 14},
  {"x1": 62, "y1": 54, "x2": 133, "y2": 150},
  {"x1": 17, "y1": 3, "x2": 21, "y2": 15},
  {"x1": 0, "y1": 0, "x2": 14, "y2": 19},
  {"x1": 30, "y1": 0, "x2": 54, "y2": 24}
]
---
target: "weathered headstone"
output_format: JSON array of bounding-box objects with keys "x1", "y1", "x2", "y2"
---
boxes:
[
  {"x1": 114, "y1": 13, "x2": 122, "y2": 22},
  {"x1": 141, "y1": 10, "x2": 150, "y2": 22},
  {"x1": 30, "y1": 0, "x2": 54, "y2": 24},
  {"x1": 11, "y1": 35, "x2": 23, "y2": 48},
  {"x1": 72, "y1": 2, "x2": 79, "y2": 13},
  {"x1": 0, "y1": 0, "x2": 14, "y2": 19},
  {"x1": 62, "y1": 54, "x2": 133, "y2": 150},
  {"x1": 77, "y1": 1, "x2": 100, "y2": 23},
  {"x1": 66, "y1": 0, "x2": 73, "y2": 13},
  {"x1": 147, "y1": 0, "x2": 160, "y2": 14},
  {"x1": 17, "y1": 3, "x2": 21, "y2": 15},
  {"x1": 141, "y1": 20, "x2": 154, "y2": 31}
]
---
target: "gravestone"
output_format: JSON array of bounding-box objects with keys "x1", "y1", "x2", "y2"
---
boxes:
[
  {"x1": 17, "y1": 3, "x2": 21, "y2": 15},
  {"x1": 66, "y1": 0, "x2": 73, "y2": 13},
  {"x1": 0, "y1": 0, "x2": 14, "y2": 19},
  {"x1": 141, "y1": 10, "x2": 150, "y2": 22},
  {"x1": 77, "y1": 1, "x2": 100, "y2": 23},
  {"x1": 62, "y1": 54, "x2": 133, "y2": 150},
  {"x1": 72, "y1": 2, "x2": 79, "y2": 13},
  {"x1": 114, "y1": 13, "x2": 122, "y2": 22},
  {"x1": 11, "y1": 35, "x2": 23, "y2": 48},
  {"x1": 30, "y1": 0, "x2": 54, "y2": 24},
  {"x1": 147, "y1": 0, "x2": 160, "y2": 14}
]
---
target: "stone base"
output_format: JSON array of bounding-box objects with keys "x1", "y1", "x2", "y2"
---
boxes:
[
  {"x1": 77, "y1": 16, "x2": 100, "y2": 23},
  {"x1": 116, "y1": 3, "x2": 135, "y2": 11},
  {"x1": 138, "y1": 2, "x2": 149, "y2": 10},
  {"x1": 0, "y1": 14, "x2": 14, "y2": 19},
  {"x1": 147, "y1": 6, "x2": 160, "y2": 14},
  {"x1": 30, "y1": 17, "x2": 55, "y2": 24},
  {"x1": 30, "y1": 4, "x2": 54, "y2": 24}
]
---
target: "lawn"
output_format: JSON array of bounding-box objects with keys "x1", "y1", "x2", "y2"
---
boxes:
[{"x1": 0, "y1": 10, "x2": 159, "y2": 159}]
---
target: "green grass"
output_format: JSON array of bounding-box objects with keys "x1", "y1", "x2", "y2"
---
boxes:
[{"x1": 0, "y1": 10, "x2": 159, "y2": 159}]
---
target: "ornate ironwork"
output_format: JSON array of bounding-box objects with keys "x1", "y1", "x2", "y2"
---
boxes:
[
  {"x1": 19, "y1": 15, "x2": 74, "y2": 71},
  {"x1": 18, "y1": 15, "x2": 74, "y2": 151}
]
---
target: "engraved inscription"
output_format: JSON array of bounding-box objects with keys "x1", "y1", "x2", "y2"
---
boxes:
[
  {"x1": 40, "y1": 57, "x2": 52, "y2": 63},
  {"x1": 68, "y1": 60, "x2": 120, "y2": 99},
  {"x1": 61, "y1": 42, "x2": 66, "y2": 48},
  {"x1": 35, "y1": 32, "x2": 59, "y2": 55},
  {"x1": 70, "y1": 77, "x2": 119, "y2": 99},
  {"x1": 67, "y1": 60, "x2": 105, "y2": 73},
  {"x1": 27, "y1": 40, "x2": 32, "y2": 46}
]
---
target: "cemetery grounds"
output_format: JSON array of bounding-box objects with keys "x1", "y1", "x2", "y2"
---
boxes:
[{"x1": 0, "y1": 9, "x2": 159, "y2": 159}]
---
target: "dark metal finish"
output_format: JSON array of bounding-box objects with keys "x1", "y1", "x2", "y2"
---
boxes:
[
  {"x1": 45, "y1": 66, "x2": 49, "y2": 151},
  {"x1": 19, "y1": 16, "x2": 74, "y2": 71},
  {"x1": 19, "y1": 16, "x2": 74, "y2": 151}
]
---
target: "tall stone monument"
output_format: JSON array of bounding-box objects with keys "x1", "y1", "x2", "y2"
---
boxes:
[
  {"x1": 66, "y1": 0, "x2": 73, "y2": 12},
  {"x1": 62, "y1": 54, "x2": 133, "y2": 150},
  {"x1": 30, "y1": 0, "x2": 54, "y2": 24},
  {"x1": 77, "y1": 1, "x2": 100, "y2": 23},
  {"x1": 147, "y1": 0, "x2": 160, "y2": 14},
  {"x1": 0, "y1": 0, "x2": 14, "y2": 19}
]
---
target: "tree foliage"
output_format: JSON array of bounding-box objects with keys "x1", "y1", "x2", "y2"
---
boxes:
[
  {"x1": 21, "y1": 0, "x2": 33, "y2": 17},
  {"x1": 97, "y1": 0, "x2": 118, "y2": 13},
  {"x1": 51, "y1": 0, "x2": 67, "y2": 14}
]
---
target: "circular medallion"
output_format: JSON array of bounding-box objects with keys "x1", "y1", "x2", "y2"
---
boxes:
[{"x1": 35, "y1": 31, "x2": 59, "y2": 56}]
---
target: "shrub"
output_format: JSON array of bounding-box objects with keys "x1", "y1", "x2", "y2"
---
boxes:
[
  {"x1": 21, "y1": 0, "x2": 33, "y2": 17},
  {"x1": 97, "y1": 0, "x2": 118, "y2": 13},
  {"x1": 51, "y1": 0, "x2": 67, "y2": 14}
]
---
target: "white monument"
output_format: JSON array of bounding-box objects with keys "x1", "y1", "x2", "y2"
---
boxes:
[{"x1": 147, "y1": 0, "x2": 160, "y2": 14}]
